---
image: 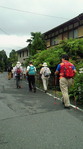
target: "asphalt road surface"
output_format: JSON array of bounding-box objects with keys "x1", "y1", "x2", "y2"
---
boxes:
[{"x1": 0, "y1": 72, "x2": 83, "y2": 149}]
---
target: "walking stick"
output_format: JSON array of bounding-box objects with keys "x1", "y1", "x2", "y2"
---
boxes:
[{"x1": 54, "y1": 74, "x2": 59, "y2": 104}]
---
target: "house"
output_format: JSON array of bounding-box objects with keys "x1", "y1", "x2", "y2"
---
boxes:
[
  {"x1": 43, "y1": 13, "x2": 83, "y2": 48},
  {"x1": 16, "y1": 47, "x2": 29, "y2": 64}
]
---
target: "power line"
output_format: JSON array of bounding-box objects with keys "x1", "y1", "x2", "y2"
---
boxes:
[
  {"x1": 0, "y1": 27, "x2": 9, "y2": 35},
  {"x1": 0, "y1": 5, "x2": 68, "y2": 20}
]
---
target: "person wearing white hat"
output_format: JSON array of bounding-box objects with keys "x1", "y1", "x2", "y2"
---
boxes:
[
  {"x1": 40, "y1": 62, "x2": 51, "y2": 93},
  {"x1": 16, "y1": 61, "x2": 21, "y2": 68},
  {"x1": 13, "y1": 61, "x2": 23, "y2": 88},
  {"x1": 42, "y1": 62, "x2": 47, "y2": 67}
]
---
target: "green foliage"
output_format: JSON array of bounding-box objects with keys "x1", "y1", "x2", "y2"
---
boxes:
[
  {"x1": 60, "y1": 38, "x2": 83, "y2": 60},
  {"x1": 9, "y1": 49, "x2": 18, "y2": 66},
  {"x1": 0, "y1": 50, "x2": 8, "y2": 71},
  {"x1": 0, "y1": 49, "x2": 18, "y2": 71},
  {"x1": 27, "y1": 32, "x2": 46, "y2": 56},
  {"x1": 32, "y1": 47, "x2": 64, "y2": 68},
  {"x1": 69, "y1": 73, "x2": 83, "y2": 101}
]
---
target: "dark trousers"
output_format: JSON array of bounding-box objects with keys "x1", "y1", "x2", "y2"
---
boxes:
[
  {"x1": 27, "y1": 75, "x2": 36, "y2": 91},
  {"x1": 16, "y1": 76, "x2": 21, "y2": 88}
]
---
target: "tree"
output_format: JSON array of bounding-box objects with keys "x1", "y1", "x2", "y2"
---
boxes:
[
  {"x1": 26, "y1": 32, "x2": 46, "y2": 56},
  {"x1": 9, "y1": 49, "x2": 18, "y2": 66},
  {"x1": 26, "y1": 39, "x2": 32, "y2": 56},
  {"x1": 0, "y1": 50, "x2": 8, "y2": 71}
]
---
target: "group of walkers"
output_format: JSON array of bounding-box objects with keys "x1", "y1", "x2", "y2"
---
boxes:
[{"x1": 7, "y1": 54, "x2": 76, "y2": 109}]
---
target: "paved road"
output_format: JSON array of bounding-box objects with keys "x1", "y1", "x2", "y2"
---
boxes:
[{"x1": 0, "y1": 72, "x2": 83, "y2": 149}]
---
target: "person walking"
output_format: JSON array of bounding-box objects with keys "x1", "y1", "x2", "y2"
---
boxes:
[
  {"x1": 40, "y1": 62, "x2": 51, "y2": 93},
  {"x1": 7, "y1": 66, "x2": 12, "y2": 80},
  {"x1": 14, "y1": 62, "x2": 23, "y2": 88},
  {"x1": 26, "y1": 61, "x2": 36, "y2": 92},
  {"x1": 55, "y1": 54, "x2": 76, "y2": 109}
]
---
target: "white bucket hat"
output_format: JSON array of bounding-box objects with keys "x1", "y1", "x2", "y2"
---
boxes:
[
  {"x1": 16, "y1": 61, "x2": 21, "y2": 67},
  {"x1": 42, "y1": 62, "x2": 47, "y2": 67},
  {"x1": 17, "y1": 61, "x2": 21, "y2": 64}
]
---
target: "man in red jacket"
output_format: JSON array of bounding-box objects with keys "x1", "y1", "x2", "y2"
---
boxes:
[{"x1": 55, "y1": 54, "x2": 76, "y2": 109}]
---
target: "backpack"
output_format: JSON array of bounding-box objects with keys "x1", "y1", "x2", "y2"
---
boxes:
[
  {"x1": 16, "y1": 67, "x2": 22, "y2": 75},
  {"x1": 28, "y1": 66, "x2": 36, "y2": 75},
  {"x1": 61, "y1": 62, "x2": 75, "y2": 78},
  {"x1": 44, "y1": 67, "x2": 51, "y2": 77}
]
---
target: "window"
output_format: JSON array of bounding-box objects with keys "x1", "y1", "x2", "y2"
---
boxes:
[
  {"x1": 80, "y1": 20, "x2": 83, "y2": 25},
  {"x1": 46, "y1": 39, "x2": 50, "y2": 47},
  {"x1": 55, "y1": 38, "x2": 59, "y2": 44},
  {"x1": 20, "y1": 52, "x2": 21, "y2": 57},
  {"x1": 57, "y1": 34, "x2": 62, "y2": 43},
  {"x1": 69, "y1": 24, "x2": 73, "y2": 30},
  {"x1": 69, "y1": 30, "x2": 73, "y2": 38},
  {"x1": 59, "y1": 29, "x2": 63, "y2": 33},
  {"x1": 27, "y1": 50, "x2": 28, "y2": 56},
  {"x1": 63, "y1": 32, "x2": 68, "y2": 40},
  {"x1": 50, "y1": 38, "x2": 55, "y2": 46},
  {"x1": 45, "y1": 36, "x2": 47, "y2": 39},
  {"x1": 78, "y1": 26, "x2": 83, "y2": 37},
  {"x1": 22, "y1": 51, "x2": 24, "y2": 57},
  {"x1": 74, "y1": 29, "x2": 78, "y2": 38},
  {"x1": 52, "y1": 33, "x2": 55, "y2": 37},
  {"x1": 74, "y1": 22, "x2": 79, "y2": 28},
  {"x1": 64, "y1": 27, "x2": 67, "y2": 31},
  {"x1": 55, "y1": 31, "x2": 58, "y2": 35},
  {"x1": 48, "y1": 34, "x2": 51, "y2": 38}
]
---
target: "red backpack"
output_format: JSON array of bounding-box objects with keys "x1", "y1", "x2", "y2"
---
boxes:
[
  {"x1": 16, "y1": 67, "x2": 22, "y2": 75},
  {"x1": 60, "y1": 62, "x2": 75, "y2": 78}
]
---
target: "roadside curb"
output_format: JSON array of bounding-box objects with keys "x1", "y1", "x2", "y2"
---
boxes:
[
  {"x1": 36, "y1": 87, "x2": 83, "y2": 112},
  {"x1": 24, "y1": 81, "x2": 83, "y2": 112}
]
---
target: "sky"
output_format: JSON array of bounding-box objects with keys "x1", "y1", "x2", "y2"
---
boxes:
[{"x1": 0, "y1": 0, "x2": 83, "y2": 57}]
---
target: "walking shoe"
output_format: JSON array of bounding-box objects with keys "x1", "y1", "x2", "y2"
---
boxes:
[
  {"x1": 19, "y1": 85, "x2": 22, "y2": 88},
  {"x1": 34, "y1": 88, "x2": 36, "y2": 93},
  {"x1": 45, "y1": 90, "x2": 47, "y2": 93},
  {"x1": 62, "y1": 101, "x2": 64, "y2": 105}
]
